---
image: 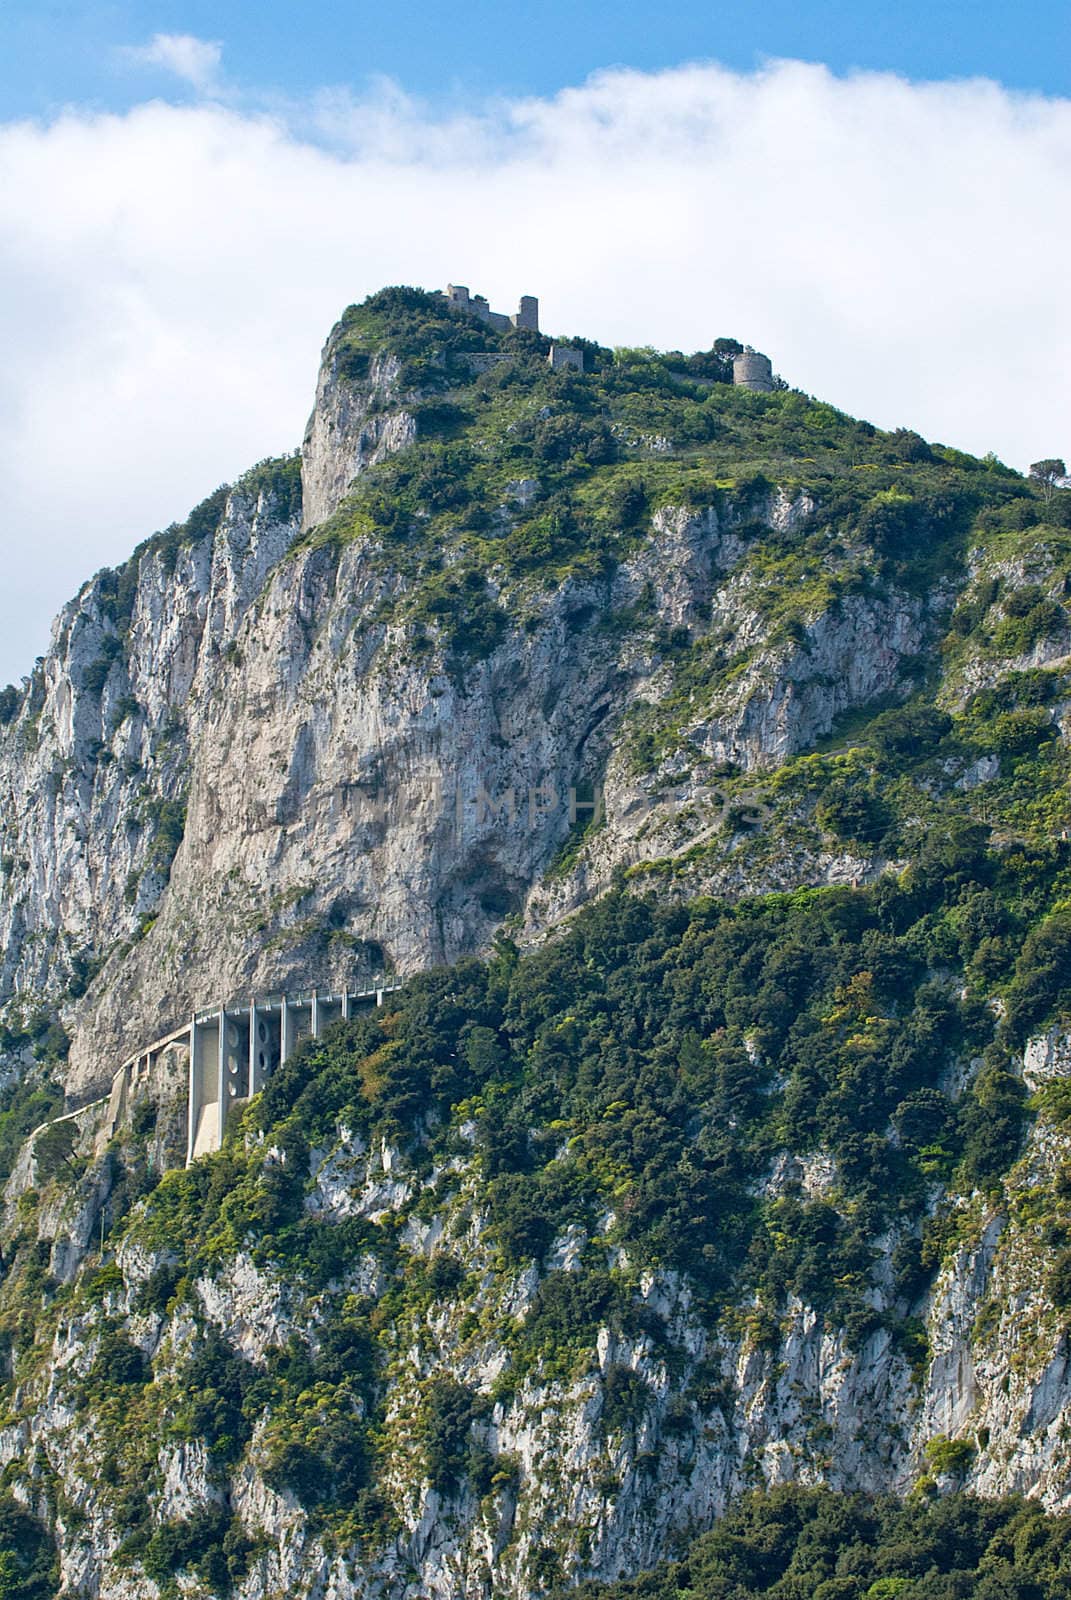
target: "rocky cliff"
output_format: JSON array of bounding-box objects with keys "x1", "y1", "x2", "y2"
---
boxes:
[
  {"x1": 4, "y1": 1002, "x2": 1071, "y2": 1600},
  {"x1": 0, "y1": 295, "x2": 967, "y2": 1102},
  {"x1": 1, "y1": 285, "x2": 1071, "y2": 1600}
]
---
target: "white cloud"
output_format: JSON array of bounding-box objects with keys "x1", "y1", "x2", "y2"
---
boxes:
[
  {"x1": 1, "y1": 59, "x2": 1070, "y2": 681},
  {"x1": 120, "y1": 33, "x2": 223, "y2": 93}
]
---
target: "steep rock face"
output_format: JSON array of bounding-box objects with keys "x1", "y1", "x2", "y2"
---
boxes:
[
  {"x1": 915, "y1": 1027, "x2": 1071, "y2": 1507},
  {"x1": 300, "y1": 338, "x2": 415, "y2": 533},
  {"x1": 0, "y1": 329, "x2": 945, "y2": 1101},
  {"x1": 61, "y1": 537, "x2": 628, "y2": 1092},
  {"x1": 686, "y1": 588, "x2": 924, "y2": 769},
  {"x1": 58, "y1": 484, "x2": 930, "y2": 1098},
  {"x1": 4, "y1": 1030, "x2": 1071, "y2": 1600},
  {"x1": 0, "y1": 483, "x2": 297, "y2": 1015},
  {"x1": 4, "y1": 296, "x2": 1071, "y2": 1600}
]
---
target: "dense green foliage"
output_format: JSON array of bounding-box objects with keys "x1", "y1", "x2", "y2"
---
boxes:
[
  {"x1": 139, "y1": 796, "x2": 188, "y2": 880},
  {"x1": 0, "y1": 1496, "x2": 58, "y2": 1600},
  {"x1": 0, "y1": 1072, "x2": 62, "y2": 1188},
  {"x1": 564, "y1": 1485, "x2": 1071, "y2": 1600},
  {"x1": 232, "y1": 831, "x2": 1065, "y2": 1333},
  {"x1": 51, "y1": 811, "x2": 1067, "y2": 1530},
  {"x1": 120, "y1": 1504, "x2": 257, "y2": 1598},
  {"x1": 303, "y1": 287, "x2": 1050, "y2": 690},
  {"x1": 419, "y1": 1375, "x2": 491, "y2": 1494}
]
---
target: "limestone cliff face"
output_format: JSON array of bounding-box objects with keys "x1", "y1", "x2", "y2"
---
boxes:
[
  {"x1": 4, "y1": 1030, "x2": 1071, "y2": 1600},
  {"x1": 0, "y1": 482, "x2": 296, "y2": 1021},
  {"x1": 0, "y1": 329, "x2": 933, "y2": 1100},
  {"x1": 300, "y1": 338, "x2": 415, "y2": 533}
]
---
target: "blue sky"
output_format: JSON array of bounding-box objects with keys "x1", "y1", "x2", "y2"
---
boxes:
[
  {"x1": 0, "y1": 3, "x2": 1069, "y2": 683},
  {"x1": 4, "y1": 0, "x2": 1070, "y2": 117}
]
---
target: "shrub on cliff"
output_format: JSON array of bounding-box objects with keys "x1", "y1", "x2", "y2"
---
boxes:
[{"x1": 0, "y1": 1497, "x2": 58, "y2": 1600}]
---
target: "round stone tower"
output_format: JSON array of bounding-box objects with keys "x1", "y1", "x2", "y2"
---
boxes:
[{"x1": 733, "y1": 350, "x2": 774, "y2": 392}]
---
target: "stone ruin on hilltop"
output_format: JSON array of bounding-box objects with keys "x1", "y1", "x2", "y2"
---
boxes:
[{"x1": 440, "y1": 281, "x2": 774, "y2": 387}]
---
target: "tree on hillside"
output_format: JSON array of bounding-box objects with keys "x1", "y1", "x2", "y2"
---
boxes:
[
  {"x1": 0, "y1": 1495, "x2": 58, "y2": 1600},
  {"x1": 890, "y1": 427, "x2": 934, "y2": 463},
  {"x1": 33, "y1": 1120, "x2": 79, "y2": 1182},
  {"x1": 1029, "y1": 458, "x2": 1067, "y2": 500}
]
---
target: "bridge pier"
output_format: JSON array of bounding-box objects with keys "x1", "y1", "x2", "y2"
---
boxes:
[
  {"x1": 218, "y1": 1007, "x2": 228, "y2": 1133},
  {"x1": 188, "y1": 1012, "x2": 222, "y2": 1163},
  {"x1": 186, "y1": 1016, "x2": 199, "y2": 1165},
  {"x1": 140, "y1": 979, "x2": 401, "y2": 1166},
  {"x1": 29, "y1": 985, "x2": 400, "y2": 1175}
]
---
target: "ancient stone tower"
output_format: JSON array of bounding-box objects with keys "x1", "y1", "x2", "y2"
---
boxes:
[
  {"x1": 442, "y1": 284, "x2": 539, "y2": 334},
  {"x1": 548, "y1": 344, "x2": 584, "y2": 372},
  {"x1": 733, "y1": 349, "x2": 774, "y2": 392},
  {"x1": 515, "y1": 295, "x2": 539, "y2": 332}
]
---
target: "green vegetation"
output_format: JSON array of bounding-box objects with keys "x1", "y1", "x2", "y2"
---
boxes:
[
  {"x1": 419, "y1": 1375, "x2": 491, "y2": 1495},
  {"x1": 298, "y1": 288, "x2": 1062, "y2": 731},
  {"x1": 32, "y1": 1120, "x2": 80, "y2": 1184},
  {"x1": 562, "y1": 1485, "x2": 1071, "y2": 1600},
  {"x1": 0, "y1": 1496, "x2": 58, "y2": 1600},
  {"x1": 4, "y1": 290, "x2": 1071, "y2": 1581},
  {"x1": 140, "y1": 795, "x2": 188, "y2": 880},
  {"x1": 96, "y1": 485, "x2": 231, "y2": 640},
  {"x1": 923, "y1": 1435, "x2": 976, "y2": 1478},
  {"x1": 29, "y1": 813, "x2": 1066, "y2": 1538},
  {"x1": 231, "y1": 825, "x2": 1065, "y2": 1328},
  {"x1": 121, "y1": 1505, "x2": 257, "y2": 1598},
  {"x1": 0, "y1": 1072, "x2": 63, "y2": 1187},
  {"x1": 235, "y1": 451, "x2": 302, "y2": 522}
]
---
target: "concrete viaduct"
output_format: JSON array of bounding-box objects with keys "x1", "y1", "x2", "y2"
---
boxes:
[{"x1": 96, "y1": 978, "x2": 402, "y2": 1165}]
